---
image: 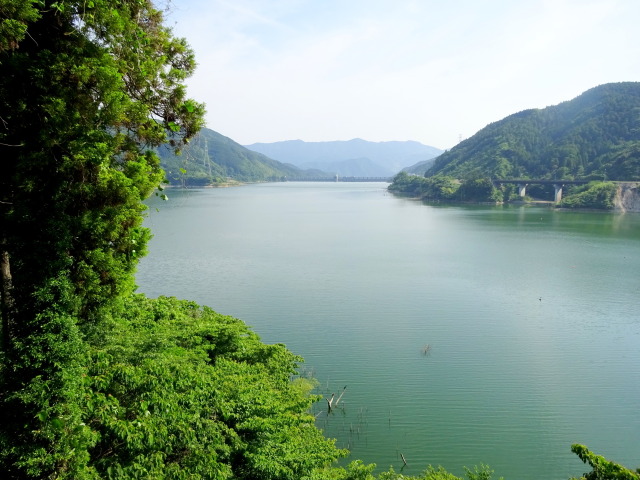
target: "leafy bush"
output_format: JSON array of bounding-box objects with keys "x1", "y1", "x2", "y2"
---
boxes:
[
  {"x1": 389, "y1": 172, "x2": 502, "y2": 203},
  {"x1": 559, "y1": 182, "x2": 618, "y2": 209},
  {"x1": 83, "y1": 295, "x2": 346, "y2": 479},
  {"x1": 571, "y1": 444, "x2": 640, "y2": 480}
]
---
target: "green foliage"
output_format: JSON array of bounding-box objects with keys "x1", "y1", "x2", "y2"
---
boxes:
[
  {"x1": 82, "y1": 295, "x2": 345, "y2": 479},
  {"x1": 571, "y1": 444, "x2": 640, "y2": 480},
  {"x1": 427, "y1": 83, "x2": 640, "y2": 181},
  {"x1": 559, "y1": 182, "x2": 618, "y2": 209},
  {"x1": 389, "y1": 172, "x2": 460, "y2": 200},
  {"x1": 1, "y1": 274, "x2": 97, "y2": 478},
  {"x1": 389, "y1": 172, "x2": 502, "y2": 203},
  {"x1": 0, "y1": 0, "x2": 40, "y2": 50},
  {"x1": 334, "y1": 463, "x2": 501, "y2": 480},
  {"x1": 302, "y1": 461, "x2": 503, "y2": 480},
  {"x1": 464, "y1": 464, "x2": 499, "y2": 480},
  {"x1": 5, "y1": 289, "x2": 349, "y2": 478},
  {"x1": 454, "y1": 177, "x2": 503, "y2": 203},
  {"x1": 0, "y1": 0, "x2": 204, "y2": 476}
]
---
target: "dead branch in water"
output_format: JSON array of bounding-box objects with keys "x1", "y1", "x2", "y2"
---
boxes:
[{"x1": 326, "y1": 393, "x2": 335, "y2": 412}]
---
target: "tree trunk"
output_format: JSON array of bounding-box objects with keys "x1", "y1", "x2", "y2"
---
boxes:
[{"x1": 0, "y1": 238, "x2": 15, "y2": 348}]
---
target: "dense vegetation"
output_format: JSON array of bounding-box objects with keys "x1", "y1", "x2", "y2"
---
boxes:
[
  {"x1": 82, "y1": 295, "x2": 345, "y2": 479},
  {"x1": 559, "y1": 182, "x2": 618, "y2": 209},
  {"x1": 388, "y1": 172, "x2": 621, "y2": 209},
  {"x1": 388, "y1": 172, "x2": 503, "y2": 203},
  {"x1": 0, "y1": 2, "x2": 637, "y2": 478},
  {"x1": 425, "y1": 83, "x2": 640, "y2": 181},
  {"x1": 157, "y1": 128, "x2": 314, "y2": 185}
]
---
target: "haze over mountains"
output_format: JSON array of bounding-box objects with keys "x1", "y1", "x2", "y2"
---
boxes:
[{"x1": 244, "y1": 139, "x2": 443, "y2": 177}]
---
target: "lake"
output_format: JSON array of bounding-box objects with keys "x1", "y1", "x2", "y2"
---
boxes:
[{"x1": 137, "y1": 182, "x2": 640, "y2": 480}]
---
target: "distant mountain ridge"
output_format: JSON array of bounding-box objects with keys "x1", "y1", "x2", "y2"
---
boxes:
[
  {"x1": 245, "y1": 139, "x2": 443, "y2": 177},
  {"x1": 157, "y1": 128, "x2": 323, "y2": 185},
  {"x1": 426, "y1": 82, "x2": 640, "y2": 180}
]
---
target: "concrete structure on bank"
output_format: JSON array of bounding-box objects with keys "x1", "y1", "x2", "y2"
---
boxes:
[{"x1": 492, "y1": 179, "x2": 589, "y2": 203}]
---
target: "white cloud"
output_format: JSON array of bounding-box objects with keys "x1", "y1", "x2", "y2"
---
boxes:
[{"x1": 168, "y1": 0, "x2": 640, "y2": 148}]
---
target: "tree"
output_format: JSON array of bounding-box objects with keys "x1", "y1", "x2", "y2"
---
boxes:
[
  {"x1": 83, "y1": 295, "x2": 346, "y2": 479},
  {"x1": 571, "y1": 444, "x2": 640, "y2": 480},
  {"x1": 559, "y1": 182, "x2": 618, "y2": 209},
  {"x1": 454, "y1": 177, "x2": 502, "y2": 203},
  {"x1": 0, "y1": 1, "x2": 204, "y2": 476}
]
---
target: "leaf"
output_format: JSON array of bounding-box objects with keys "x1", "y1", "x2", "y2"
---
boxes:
[
  {"x1": 183, "y1": 101, "x2": 195, "y2": 113},
  {"x1": 50, "y1": 418, "x2": 64, "y2": 430}
]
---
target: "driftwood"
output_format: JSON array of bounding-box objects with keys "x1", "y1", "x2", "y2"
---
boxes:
[
  {"x1": 327, "y1": 385, "x2": 348, "y2": 412},
  {"x1": 326, "y1": 393, "x2": 335, "y2": 411}
]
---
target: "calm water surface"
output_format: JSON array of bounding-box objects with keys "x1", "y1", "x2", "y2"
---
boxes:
[{"x1": 137, "y1": 182, "x2": 640, "y2": 480}]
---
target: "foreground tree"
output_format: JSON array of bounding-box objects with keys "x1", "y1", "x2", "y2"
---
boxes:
[
  {"x1": 83, "y1": 295, "x2": 345, "y2": 479},
  {"x1": 0, "y1": 0, "x2": 204, "y2": 476},
  {"x1": 571, "y1": 445, "x2": 640, "y2": 480}
]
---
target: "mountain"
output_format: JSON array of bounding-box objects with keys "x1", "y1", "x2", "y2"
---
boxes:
[
  {"x1": 157, "y1": 128, "x2": 320, "y2": 185},
  {"x1": 309, "y1": 157, "x2": 391, "y2": 177},
  {"x1": 244, "y1": 139, "x2": 443, "y2": 177},
  {"x1": 402, "y1": 157, "x2": 437, "y2": 175},
  {"x1": 426, "y1": 82, "x2": 640, "y2": 181}
]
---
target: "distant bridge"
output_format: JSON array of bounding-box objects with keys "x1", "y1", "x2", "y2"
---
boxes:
[
  {"x1": 291, "y1": 176, "x2": 392, "y2": 183},
  {"x1": 491, "y1": 179, "x2": 591, "y2": 202}
]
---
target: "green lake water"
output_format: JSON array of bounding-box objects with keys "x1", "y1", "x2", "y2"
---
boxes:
[{"x1": 137, "y1": 182, "x2": 640, "y2": 480}]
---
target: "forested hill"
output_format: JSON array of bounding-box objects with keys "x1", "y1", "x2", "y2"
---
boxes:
[
  {"x1": 426, "y1": 82, "x2": 640, "y2": 180},
  {"x1": 157, "y1": 127, "x2": 322, "y2": 185}
]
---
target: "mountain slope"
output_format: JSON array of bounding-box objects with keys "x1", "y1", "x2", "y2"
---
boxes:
[
  {"x1": 402, "y1": 157, "x2": 437, "y2": 175},
  {"x1": 245, "y1": 139, "x2": 443, "y2": 176},
  {"x1": 157, "y1": 128, "x2": 315, "y2": 185},
  {"x1": 426, "y1": 82, "x2": 640, "y2": 180}
]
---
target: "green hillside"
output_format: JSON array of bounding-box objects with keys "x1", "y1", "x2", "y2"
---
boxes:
[
  {"x1": 158, "y1": 128, "x2": 316, "y2": 185},
  {"x1": 426, "y1": 82, "x2": 640, "y2": 181}
]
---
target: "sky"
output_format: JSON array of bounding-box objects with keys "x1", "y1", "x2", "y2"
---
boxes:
[{"x1": 165, "y1": 0, "x2": 640, "y2": 150}]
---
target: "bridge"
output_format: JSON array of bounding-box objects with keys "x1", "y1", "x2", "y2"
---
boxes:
[
  {"x1": 291, "y1": 176, "x2": 392, "y2": 182},
  {"x1": 491, "y1": 179, "x2": 590, "y2": 203}
]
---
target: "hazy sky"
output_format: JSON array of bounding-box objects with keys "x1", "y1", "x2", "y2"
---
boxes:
[{"x1": 166, "y1": 0, "x2": 640, "y2": 149}]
